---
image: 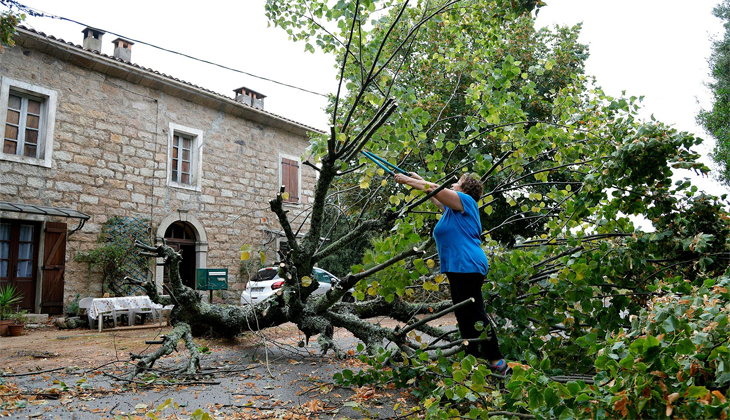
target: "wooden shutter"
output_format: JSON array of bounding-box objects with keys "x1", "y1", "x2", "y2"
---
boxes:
[
  {"x1": 41, "y1": 222, "x2": 67, "y2": 315},
  {"x1": 281, "y1": 158, "x2": 299, "y2": 203}
]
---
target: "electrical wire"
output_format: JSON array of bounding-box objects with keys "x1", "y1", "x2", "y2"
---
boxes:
[{"x1": 0, "y1": 0, "x2": 329, "y2": 98}]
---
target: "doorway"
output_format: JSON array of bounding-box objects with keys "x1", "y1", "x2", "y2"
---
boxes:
[
  {"x1": 163, "y1": 221, "x2": 196, "y2": 289},
  {"x1": 0, "y1": 220, "x2": 40, "y2": 311}
]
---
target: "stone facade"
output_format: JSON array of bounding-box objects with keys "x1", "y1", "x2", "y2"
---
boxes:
[{"x1": 0, "y1": 27, "x2": 317, "y2": 313}]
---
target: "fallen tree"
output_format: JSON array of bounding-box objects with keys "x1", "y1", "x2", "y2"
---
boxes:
[{"x1": 125, "y1": 0, "x2": 730, "y2": 416}]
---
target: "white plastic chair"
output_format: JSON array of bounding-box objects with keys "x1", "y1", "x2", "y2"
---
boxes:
[
  {"x1": 78, "y1": 297, "x2": 95, "y2": 329},
  {"x1": 132, "y1": 304, "x2": 157, "y2": 325},
  {"x1": 93, "y1": 298, "x2": 132, "y2": 332}
]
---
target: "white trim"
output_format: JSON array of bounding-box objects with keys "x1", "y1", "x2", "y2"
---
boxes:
[
  {"x1": 278, "y1": 153, "x2": 301, "y2": 205},
  {"x1": 167, "y1": 123, "x2": 204, "y2": 192},
  {"x1": 154, "y1": 211, "x2": 208, "y2": 294},
  {"x1": 0, "y1": 77, "x2": 57, "y2": 168}
]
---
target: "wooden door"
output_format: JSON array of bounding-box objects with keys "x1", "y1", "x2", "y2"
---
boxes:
[{"x1": 41, "y1": 222, "x2": 66, "y2": 315}]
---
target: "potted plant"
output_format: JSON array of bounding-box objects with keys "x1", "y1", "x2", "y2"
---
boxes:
[
  {"x1": 8, "y1": 309, "x2": 27, "y2": 336},
  {"x1": 0, "y1": 284, "x2": 23, "y2": 336}
]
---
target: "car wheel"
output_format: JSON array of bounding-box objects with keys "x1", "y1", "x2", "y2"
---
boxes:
[{"x1": 341, "y1": 292, "x2": 355, "y2": 303}]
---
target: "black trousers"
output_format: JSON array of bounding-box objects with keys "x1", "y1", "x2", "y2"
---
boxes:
[{"x1": 445, "y1": 272, "x2": 503, "y2": 360}]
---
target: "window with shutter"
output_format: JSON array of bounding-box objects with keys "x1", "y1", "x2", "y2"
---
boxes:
[
  {"x1": 0, "y1": 78, "x2": 58, "y2": 167},
  {"x1": 280, "y1": 157, "x2": 300, "y2": 203}
]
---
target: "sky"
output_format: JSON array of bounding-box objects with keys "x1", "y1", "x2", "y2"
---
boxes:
[{"x1": 5, "y1": 0, "x2": 728, "y2": 195}]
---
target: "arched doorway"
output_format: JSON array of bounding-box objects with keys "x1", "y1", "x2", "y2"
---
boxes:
[
  {"x1": 163, "y1": 221, "x2": 197, "y2": 289},
  {"x1": 155, "y1": 211, "x2": 208, "y2": 295}
]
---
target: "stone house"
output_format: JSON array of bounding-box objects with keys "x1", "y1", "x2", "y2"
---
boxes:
[{"x1": 0, "y1": 26, "x2": 319, "y2": 315}]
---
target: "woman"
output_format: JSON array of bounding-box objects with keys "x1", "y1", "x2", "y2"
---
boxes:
[{"x1": 394, "y1": 171, "x2": 507, "y2": 374}]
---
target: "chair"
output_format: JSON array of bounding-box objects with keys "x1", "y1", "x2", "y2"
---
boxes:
[
  {"x1": 159, "y1": 304, "x2": 174, "y2": 326},
  {"x1": 131, "y1": 301, "x2": 157, "y2": 326},
  {"x1": 143, "y1": 303, "x2": 174, "y2": 326},
  {"x1": 78, "y1": 297, "x2": 96, "y2": 329},
  {"x1": 95, "y1": 298, "x2": 132, "y2": 332},
  {"x1": 101, "y1": 307, "x2": 132, "y2": 331}
]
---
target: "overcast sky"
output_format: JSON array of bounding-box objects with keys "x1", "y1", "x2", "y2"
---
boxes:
[{"x1": 6, "y1": 0, "x2": 728, "y2": 195}]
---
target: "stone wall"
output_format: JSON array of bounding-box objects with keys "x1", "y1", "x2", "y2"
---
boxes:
[{"x1": 0, "y1": 36, "x2": 316, "y2": 309}]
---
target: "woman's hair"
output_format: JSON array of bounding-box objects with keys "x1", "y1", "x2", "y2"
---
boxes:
[{"x1": 460, "y1": 173, "x2": 483, "y2": 202}]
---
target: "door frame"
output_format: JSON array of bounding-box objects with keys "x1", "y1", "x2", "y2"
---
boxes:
[
  {"x1": 155, "y1": 211, "x2": 208, "y2": 295},
  {"x1": 0, "y1": 218, "x2": 42, "y2": 312}
]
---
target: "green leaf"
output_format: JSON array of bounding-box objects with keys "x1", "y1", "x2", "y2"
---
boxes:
[
  {"x1": 544, "y1": 387, "x2": 560, "y2": 408},
  {"x1": 528, "y1": 387, "x2": 543, "y2": 409},
  {"x1": 619, "y1": 355, "x2": 634, "y2": 369},
  {"x1": 662, "y1": 315, "x2": 678, "y2": 333},
  {"x1": 575, "y1": 393, "x2": 593, "y2": 402},
  {"x1": 687, "y1": 385, "x2": 708, "y2": 398},
  {"x1": 644, "y1": 335, "x2": 660, "y2": 352},
  {"x1": 676, "y1": 338, "x2": 696, "y2": 355}
]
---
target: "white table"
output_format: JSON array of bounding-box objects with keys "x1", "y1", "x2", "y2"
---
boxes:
[{"x1": 88, "y1": 296, "x2": 158, "y2": 331}]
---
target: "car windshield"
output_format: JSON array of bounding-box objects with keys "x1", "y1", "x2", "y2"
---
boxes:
[
  {"x1": 253, "y1": 269, "x2": 278, "y2": 282},
  {"x1": 313, "y1": 268, "x2": 332, "y2": 284}
]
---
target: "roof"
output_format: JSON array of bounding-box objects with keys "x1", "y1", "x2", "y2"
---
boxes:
[
  {"x1": 13, "y1": 25, "x2": 325, "y2": 136},
  {"x1": 0, "y1": 201, "x2": 90, "y2": 233},
  {"x1": 0, "y1": 201, "x2": 90, "y2": 219}
]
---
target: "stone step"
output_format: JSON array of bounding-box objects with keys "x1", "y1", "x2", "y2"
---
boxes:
[{"x1": 25, "y1": 313, "x2": 49, "y2": 323}]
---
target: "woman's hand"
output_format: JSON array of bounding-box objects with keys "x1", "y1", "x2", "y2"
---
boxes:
[{"x1": 394, "y1": 173, "x2": 409, "y2": 185}]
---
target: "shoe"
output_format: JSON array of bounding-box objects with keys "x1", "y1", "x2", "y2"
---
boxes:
[{"x1": 491, "y1": 359, "x2": 510, "y2": 375}]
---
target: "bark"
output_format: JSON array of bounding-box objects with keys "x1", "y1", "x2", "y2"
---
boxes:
[
  {"x1": 130, "y1": 322, "x2": 201, "y2": 378},
  {"x1": 129, "y1": 240, "x2": 467, "y2": 378}
]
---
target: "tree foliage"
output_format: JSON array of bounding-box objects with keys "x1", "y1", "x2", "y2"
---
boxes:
[
  {"x1": 698, "y1": 0, "x2": 730, "y2": 187},
  {"x1": 0, "y1": 8, "x2": 22, "y2": 53},
  {"x1": 75, "y1": 217, "x2": 151, "y2": 296},
  {"x1": 122, "y1": 0, "x2": 729, "y2": 416},
  {"x1": 260, "y1": 0, "x2": 730, "y2": 417}
]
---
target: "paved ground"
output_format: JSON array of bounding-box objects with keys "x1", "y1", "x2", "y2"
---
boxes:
[{"x1": 0, "y1": 315, "x2": 457, "y2": 419}]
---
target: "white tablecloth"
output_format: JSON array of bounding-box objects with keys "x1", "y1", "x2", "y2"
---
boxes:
[{"x1": 87, "y1": 296, "x2": 157, "y2": 320}]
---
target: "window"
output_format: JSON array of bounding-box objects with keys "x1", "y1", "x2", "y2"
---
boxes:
[
  {"x1": 313, "y1": 268, "x2": 332, "y2": 284},
  {"x1": 0, "y1": 78, "x2": 57, "y2": 167},
  {"x1": 0, "y1": 220, "x2": 40, "y2": 311},
  {"x1": 171, "y1": 133, "x2": 192, "y2": 184},
  {"x1": 277, "y1": 238, "x2": 289, "y2": 260},
  {"x1": 167, "y1": 123, "x2": 203, "y2": 191},
  {"x1": 280, "y1": 155, "x2": 300, "y2": 204}
]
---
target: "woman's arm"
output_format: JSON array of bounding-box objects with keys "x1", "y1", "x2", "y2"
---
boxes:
[
  {"x1": 394, "y1": 172, "x2": 463, "y2": 212},
  {"x1": 405, "y1": 172, "x2": 445, "y2": 211}
]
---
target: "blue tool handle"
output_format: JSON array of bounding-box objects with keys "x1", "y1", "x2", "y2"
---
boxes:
[
  {"x1": 362, "y1": 150, "x2": 409, "y2": 175},
  {"x1": 362, "y1": 151, "x2": 394, "y2": 174}
]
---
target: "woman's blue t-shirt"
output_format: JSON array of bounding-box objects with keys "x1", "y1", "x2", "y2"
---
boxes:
[{"x1": 433, "y1": 191, "x2": 489, "y2": 274}]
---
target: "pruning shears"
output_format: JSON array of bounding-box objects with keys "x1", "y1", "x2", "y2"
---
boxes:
[{"x1": 361, "y1": 150, "x2": 409, "y2": 175}]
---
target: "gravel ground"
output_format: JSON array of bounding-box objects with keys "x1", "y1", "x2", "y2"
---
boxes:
[{"x1": 0, "y1": 314, "x2": 457, "y2": 419}]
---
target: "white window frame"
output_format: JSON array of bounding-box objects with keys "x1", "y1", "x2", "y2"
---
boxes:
[
  {"x1": 0, "y1": 77, "x2": 57, "y2": 168},
  {"x1": 279, "y1": 153, "x2": 301, "y2": 205},
  {"x1": 167, "y1": 123, "x2": 204, "y2": 191}
]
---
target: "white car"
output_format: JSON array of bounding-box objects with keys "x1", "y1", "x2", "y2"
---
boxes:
[{"x1": 240, "y1": 267, "x2": 355, "y2": 305}]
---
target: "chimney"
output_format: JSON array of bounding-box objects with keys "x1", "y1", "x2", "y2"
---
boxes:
[
  {"x1": 233, "y1": 87, "x2": 266, "y2": 110},
  {"x1": 81, "y1": 27, "x2": 105, "y2": 52},
  {"x1": 112, "y1": 38, "x2": 134, "y2": 62}
]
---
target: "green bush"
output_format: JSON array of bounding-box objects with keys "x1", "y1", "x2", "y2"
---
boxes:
[
  {"x1": 340, "y1": 277, "x2": 730, "y2": 419},
  {"x1": 0, "y1": 283, "x2": 23, "y2": 320},
  {"x1": 75, "y1": 217, "x2": 151, "y2": 296}
]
